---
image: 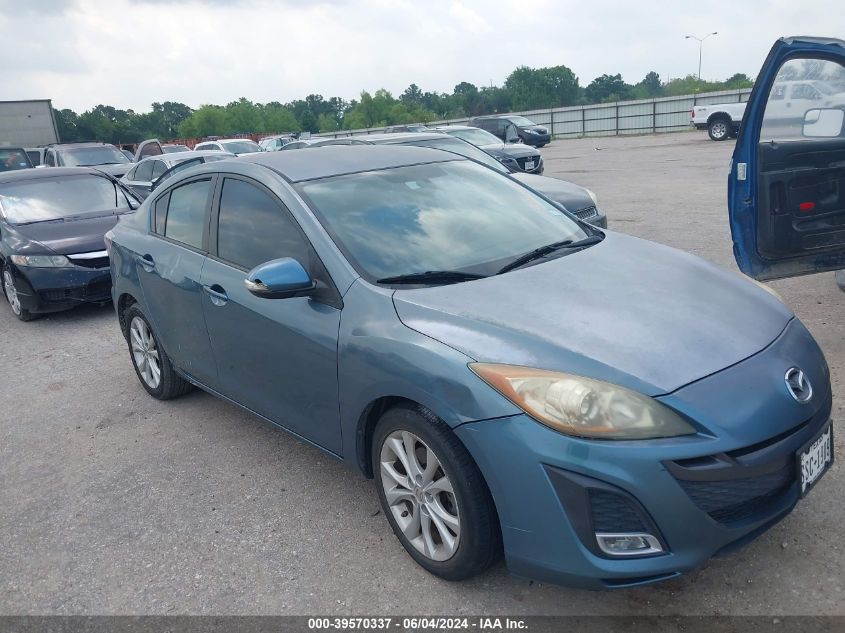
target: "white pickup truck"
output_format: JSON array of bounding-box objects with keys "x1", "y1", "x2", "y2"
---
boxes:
[{"x1": 690, "y1": 102, "x2": 746, "y2": 141}]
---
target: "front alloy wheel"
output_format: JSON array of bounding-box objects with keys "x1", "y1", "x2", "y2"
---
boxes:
[
  {"x1": 373, "y1": 405, "x2": 501, "y2": 580},
  {"x1": 380, "y1": 430, "x2": 461, "y2": 561},
  {"x1": 3, "y1": 268, "x2": 35, "y2": 321},
  {"x1": 708, "y1": 118, "x2": 730, "y2": 141}
]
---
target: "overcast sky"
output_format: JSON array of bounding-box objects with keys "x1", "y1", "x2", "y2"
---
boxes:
[{"x1": 1, "y1": 0, "x2": 842, "y2": 112}]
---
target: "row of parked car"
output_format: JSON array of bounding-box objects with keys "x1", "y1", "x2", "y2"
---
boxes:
[{"x1": 0, "y1": 34, "x2": 841, "y2": 592}]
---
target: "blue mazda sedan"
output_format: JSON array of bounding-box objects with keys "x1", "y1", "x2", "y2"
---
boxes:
[{"x1": 106, "y1": 146, "x2": 832, "y2": 588}]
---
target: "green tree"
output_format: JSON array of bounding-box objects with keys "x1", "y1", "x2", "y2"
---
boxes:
[
  {"x1": 505, "y1": 65, "x2": 580, "y2": 110},
  {"x1": 724, "y1": 73, "x2": 754, "y2": 89},
  {"x1": 585, "y1": 74, "x2": 631, "y2": 103},
  {"x1": 178, "y1": 105, "x2": 228, "y2": 137},
  {"x1": 316, "y1": 113, "x2": 339, "y2": 132}
]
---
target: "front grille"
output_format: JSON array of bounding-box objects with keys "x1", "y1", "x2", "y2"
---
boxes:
[
  {"x1": 69, "y1": 256, "x2": 109, "y2": 269},
  {"x1": 588, "y1": 489, "x2": 647, "y2": 532},
  {"x1": 40, "y1": 277, "x2": 111, "y2": 304},
  {"x1": 676, "y1": 462, "x2": 794, "y2": 524},
  {"x1": 574, "y1": 206, "x2": 598, "y2": 220}
]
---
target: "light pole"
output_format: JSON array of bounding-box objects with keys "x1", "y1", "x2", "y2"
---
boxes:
[{"x1": 685, "y1": 32, "x2": 718, "y2": 80}]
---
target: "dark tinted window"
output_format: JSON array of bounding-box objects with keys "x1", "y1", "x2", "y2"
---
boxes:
[
  {"x1": 0, "y1": 148, "x2": 32, "y2": 172},
  {"x1": 164, "y1": 179, "x2": 211, "y2": 249},
  {"x1": 217, "y1": 178, "x2": 309, "y2": 270},
  {"x1": 45, "y1": 151, "x2": 56, "y2": 167},
  {"x1": 154, "y1": 194, "x2": 169, "y2": 234},
  {"x1": 26, "y1": 150, "x2": 41, "y2": 166},
  {"x1": 134, "y1": 161, "x2": 154, "y2": 182}
]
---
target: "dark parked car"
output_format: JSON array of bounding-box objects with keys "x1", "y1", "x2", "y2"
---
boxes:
[
  {"x1": 323, "y1": 133, "x2": 606, "y2": 227},
  {"x1": 43, "y1": 142, "x2": 135, "y2": 178},
  {"x1": 120, "y1": 150, "x2": 235, "y2": 200},
  {"x1": 469, "y1": 115, "x2": 551, "y2": 147},
  {"x1": 0, "y1": 147, "x2": 33, "y2": 172},
  {"x1": 431, "y1": 125, "x2": 544, "y2": 174},
  {"x1": 108, "y1": 146, "x2": 830, "y2": 588},
  {"x1": 0, "y1": 167, "x2": 137, "y2": 321}
]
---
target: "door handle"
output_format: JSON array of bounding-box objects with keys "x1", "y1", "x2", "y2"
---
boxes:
[
  {"x1": 136, "y1": 254, "x2": 155, "y2": 271},
  {"x1": 203, "y1": 284, "x2": 228, "y2": 306}
]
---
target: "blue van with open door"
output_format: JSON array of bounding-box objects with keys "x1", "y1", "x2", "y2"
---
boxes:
[{"x1": 729, "y1": 36, "x2": 845, "y2": 287}]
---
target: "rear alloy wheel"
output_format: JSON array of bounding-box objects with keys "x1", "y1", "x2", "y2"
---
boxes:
[
  {"x1": 708, "y1": 117, "x2": 731, "y2": 141},
  {"x1": 124, "y1": 304, "x2": 193, "y2": 400},
  {"x1": 373, "y1": 405, "x2": 501, "y2": 580},
  {"x1": 2, "y1": 267, "x2": 36, "y2": 322}
]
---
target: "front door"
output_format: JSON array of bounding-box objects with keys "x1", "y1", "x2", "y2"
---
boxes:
[
  {"x1": 729, "y1": 36, "x2": 845, "y2": 280},
  {"x1": 200, "y1": 175, "x2": 343, "y2": 453}
]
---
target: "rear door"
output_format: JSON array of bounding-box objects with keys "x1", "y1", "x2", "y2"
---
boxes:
[{"x1": 729, "y1": 36, "x2": 845, "y2": 280}]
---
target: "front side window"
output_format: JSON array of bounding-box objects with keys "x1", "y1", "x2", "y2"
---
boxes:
[
  {"x1": 0, "y1": 174, "x2": 129, "y2": 224},
  {"x1": 761, "y1": 58, "x2": 845, "y2": 141},
  {"x1": 216, "y1": 178, "x2": 309, "y2": 270},
  {"x1": 298, "y1": 160, "x2": 588, "y2": 282},
  {"x1": 163, "y1": 179, "x2": 211, "y2": 249}
]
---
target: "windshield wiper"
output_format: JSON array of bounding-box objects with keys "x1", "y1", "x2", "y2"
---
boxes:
[
  {"x1": 377, "y1": 270, "x2": 487, "y2": 285},
  {"x1": 497, "y1": 235, "x2": 604, "y2": 275}
]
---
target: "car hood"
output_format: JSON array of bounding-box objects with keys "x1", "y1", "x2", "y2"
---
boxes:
[
  {"x1": 511, "y1": 173, "x2": 593, "y2": 211},
  {"x1": 7, "y1": 213, "x2": 123, "y2": 255},
  {"x1": 392, "y1": 232, "x2": 793, "y2": 396},
  {"x1": 481, "y1": 143, "x2": 539, "y2": 159}
]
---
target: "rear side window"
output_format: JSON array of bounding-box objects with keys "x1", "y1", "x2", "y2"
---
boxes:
[
  {"x1": 216, "y1": 178, "x2": 310, "y2": 270},
  {"x1": 163, "y1": 179, "x2": 211, "y2": 249},
  {"x1": 26, "y1": 150, "x2": 41, "y2": 166},
  {"x1": 134, "y1": 161, "x2": 154, "y2": 182}
]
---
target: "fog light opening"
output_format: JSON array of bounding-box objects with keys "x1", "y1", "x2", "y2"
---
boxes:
[{"x1": 595, "y1": 533, "x2": 664, "y2": 557}]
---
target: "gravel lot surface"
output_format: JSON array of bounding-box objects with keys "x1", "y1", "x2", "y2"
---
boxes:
[{"x1": 1, "y1": 131, "x2": 842, "y2": 615}]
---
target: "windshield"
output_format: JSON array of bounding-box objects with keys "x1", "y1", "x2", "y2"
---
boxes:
[
  {"x1": 508, "y1": 116, "x2": 537, "y2": 127},
  {"x1": 408, "y1": 138, "x2": 508, "y2": 174},
  {"x1": 163, "y1": 145, "x2": 189, "y2": 153},
  {"x1": 444, "y1": 127, "x2": 502, "y2": 147},
  {"x1": 0, "y1": 174, "x2": 130, "y2": 224},
  {"x1": 298, "y1": 161, "x2": 588, "y2": 282},
  {"x1": 220, "y1": 140, "x2": 260, "y2": 154},
  {"x1": 0, "y1": 148, "x2": 31, "y2": 172},
  {"x1": 58, "y1": 145, "x2": 130, "y2": 166}
]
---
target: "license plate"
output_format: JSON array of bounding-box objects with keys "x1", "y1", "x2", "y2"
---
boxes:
[
  {"x1": 797, "y1": 422, "x2": 833, "y2": 497},
  {"x1": 524, "y1": 160, "x2": 535, "y2": 171}
]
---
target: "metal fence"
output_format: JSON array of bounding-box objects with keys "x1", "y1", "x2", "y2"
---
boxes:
[{"x1": 317, "y1": 88, "x2": 752, "y2": 140}]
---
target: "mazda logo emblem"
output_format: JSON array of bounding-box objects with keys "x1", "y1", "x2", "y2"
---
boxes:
[{"x1": 785, "y1": 367, "x2": 813, "y2": 404}]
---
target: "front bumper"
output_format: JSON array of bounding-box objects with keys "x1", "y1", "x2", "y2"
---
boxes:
[
  {"x1": 521, "y1": 132, "x2": 551, "y2": 146},
  {"x1": 11, "y1": 265, "x2": 112, "y2": 314},
  {"x1": 506, "y1": 155, "x2": 544, "y2": 175},
  {"x1": 455, "y1": 319, "x2": 832, "y2": 589}
]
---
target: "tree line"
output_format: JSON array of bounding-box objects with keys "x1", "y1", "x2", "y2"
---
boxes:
[{"x1": 54, "y1": 65, "x2": 754, "y2": 144}]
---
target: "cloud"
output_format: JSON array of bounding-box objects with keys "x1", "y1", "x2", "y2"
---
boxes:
[{"x1": 1, "y1": 0, "x2": 843, "y2": 113}]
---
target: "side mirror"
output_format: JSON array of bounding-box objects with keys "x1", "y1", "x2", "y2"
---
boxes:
[
  {"x1": 803, "y1": 108, "x2": 844, "y2": 138},
  {"x1": 244, "y1": 257, "x2": 315, "y2": 299}
]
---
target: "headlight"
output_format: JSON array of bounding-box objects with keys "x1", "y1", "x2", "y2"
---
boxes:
[
  {"x1": 523, "y1": 129, "x2": 535, "y2": 134},
  {"x1": 470, "y1": 363, "x2": 696, "y2": 440},
  {"x1": 585, "y1": 188, "x2": 599, "y2": 206},
  {"x1": 10, "y1": 254, "x2": 71, "y2": 267}
]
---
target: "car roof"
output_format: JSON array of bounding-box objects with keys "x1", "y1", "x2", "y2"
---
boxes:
[
  {"x1": 134, "y1": 150, "x2": 235, "y2": 166},
  {"x1": 203, "y1": 138, "x2": 257, "y2": 144},
  {"x1": 431, "y1": 125, "x2": 480, "y2": 132},
  {"x1": 47, "y1": 142, "x2": 115, "y2": 148},
  {"x1": 238, "y1": 145, "x2": 464, "y2": 182},
  {"x1": 353, "y1": 132, "x2": 451, "y2": 144},
  {"x1": 0, "y1": 166, "x2": 102, "y2": 185}
]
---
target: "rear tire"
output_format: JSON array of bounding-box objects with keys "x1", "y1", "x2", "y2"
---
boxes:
[
  {"x1": 2, "y1": 267, "x2": 37, "y2": 322},
  {"x1": 123, "y1": 303, "x2": 193, "y2": 400},
  {"x1": 708, "y1": 117, "x2": 731, "y2": 141},
  {"x1": 372, "y1": 404, "x2": 501, "y2": 581}
]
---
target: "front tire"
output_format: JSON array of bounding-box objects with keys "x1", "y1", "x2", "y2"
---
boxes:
[
  {"x1": 2, "y1": 267, "x2": 37, "y2": 322},
  {"x1": 372, "y1": 404, "x2": 501, "y2": 580},
  {"x1": 708, "y1": 117, "x2": 731, "y2": 141},
  {"x1": 124, "y1": 304, "x2": 193, "y2": 400}
]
